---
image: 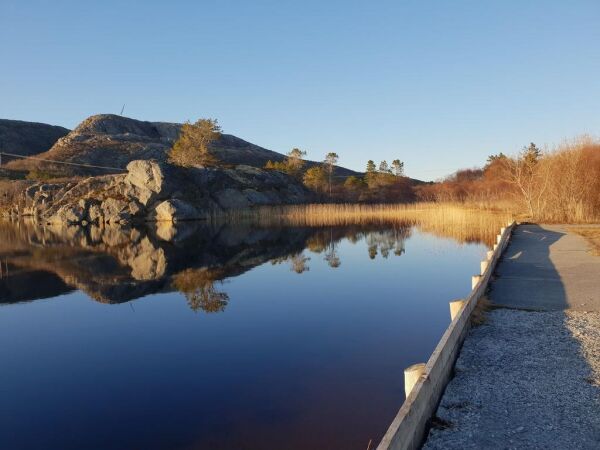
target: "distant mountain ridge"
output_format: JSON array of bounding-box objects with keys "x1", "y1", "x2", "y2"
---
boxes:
[
  {"x1": 5, "y1": 114, "x2": 360, "y2": 177},
  {"x1": 0, "y1": 119, "x2": 69, "y2": 157}
]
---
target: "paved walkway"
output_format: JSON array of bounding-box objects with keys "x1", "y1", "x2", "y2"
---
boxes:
[
  {"x1": 423, "y1": 224, "x2": 600, "y2": 449},
  {"x1": 490, "y1": 224, "x2": 600, "y2": 311}
]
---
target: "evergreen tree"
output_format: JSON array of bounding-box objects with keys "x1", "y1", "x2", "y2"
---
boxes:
[
  {"x1": 286, "y1": 148, "x2": 307, "y2": 174},
  {"x1": 169, "y1": 118, "x2": 221, "y2": 167},
  {"x1": 391, "y1": 159, "x2": 404, "y2": 177},
  {"x1": 524, "y1": 142, "x2": 541, "y2": 165},
  {"x1": 366, "y1": 160, "x2": 376, "y2": 173},
  {"x1": 324, "y1": 152, "x2": 339, "y2": 196},
  {"x1": 303, "y1": 166, "x2": 328, "y2": 193}
]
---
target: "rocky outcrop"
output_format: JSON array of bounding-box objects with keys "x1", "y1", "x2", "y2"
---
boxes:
[
  {"x1": 5, "y1": 114, "x2": 289, "y2": 176},
  {"x1": 0, "y1": 119, "x2": 69, "y2": 157},
  {"x1": 3, "y1": 159, "x2": 313, "y2": 224},
  {"x1": 5, "y1": 114, "x2": 361, "y2": 178}
]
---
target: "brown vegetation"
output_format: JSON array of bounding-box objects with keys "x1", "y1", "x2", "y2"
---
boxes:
[
  {"x1": 569, "y1": 227, "x2": 600, "y2": 256},
  {"x1": 0, "y1": 179, "x2": 33, "y2": 211},
  {"x1": 216, "y1": 203, "x2": 513, "y2": 247},
  {"x1": 471, "y1": 296, "x2": 492, "y2": 326},
  {"x1": 416, "y1": 137, "x2": 600, "y2": 223}
]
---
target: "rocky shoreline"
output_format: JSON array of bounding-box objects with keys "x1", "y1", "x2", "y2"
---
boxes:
[{"x1": 1, "y1": 160, "x2": 312, "y2": 225}]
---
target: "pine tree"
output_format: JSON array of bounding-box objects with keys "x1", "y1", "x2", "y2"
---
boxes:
[
  {"x1": 366, "y1": 160, "x2": 376, "y2": 173},
  {"x1": 391, "y1": 159, "x2": 404, "y2": 177},
  {"x1": 169, "y1": 118, "x2": 221, "y2": 167},
  {"x1": 324, "y1": 152, "x2": 339, "y2": 196}
]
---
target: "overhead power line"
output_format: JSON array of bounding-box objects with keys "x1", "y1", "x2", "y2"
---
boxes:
[{"x1": 0, "y1": 151, "x2": 127, "y2": 172}]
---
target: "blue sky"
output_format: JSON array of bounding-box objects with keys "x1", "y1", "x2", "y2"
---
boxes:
[{"x1": 1, "y1": 0, "x2": 599, "y2": 180}]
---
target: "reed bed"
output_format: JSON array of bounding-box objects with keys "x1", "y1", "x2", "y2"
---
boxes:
[{"x1": 214, "y1": 203, "x2": 513, "y2": 247}]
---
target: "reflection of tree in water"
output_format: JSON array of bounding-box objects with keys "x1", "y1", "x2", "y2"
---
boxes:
[
  {"x1": 271, "y1": 252, "x2": 311, "y2": 274},
  {"x1": 306, "y1": 228, "x2": 342, "y2": 268},
  {"x1": 365, "y1": 226, "x2": 411, "y2": 260},
  {"x1": 303, "y1": 225, "x2": 413, "y2": 265},
  {"x1": 306, "y1": 233, "x2": 328, "y2": 253},
  {"x1": 322, "y1": 228, "x2": 341, "y2": 268},
  {"x1": 172, "y1": 268, "x2": 229, "y2": 313},
  {"x1": 290, "y1": 253, "x2": 311, "y2": 273}
]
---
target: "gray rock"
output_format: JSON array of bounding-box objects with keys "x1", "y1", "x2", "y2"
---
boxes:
[
  {"x1": 124, "y1": 160, "x2": 166, "y2": 206},
  {"x1": 101, "y1": 198, "x2": 129, "y2": 223},
  {"x1": 243, "y1": 189, "x2": 272, "y2": 205},
  {"x1": 50, "y1": 202, "x2": 87, "y2": 224},
  {"x1": 216, "y1": 188, "x2": 250, "y2": 209},
  {"x1": 88, "y1": 203, "x2": 103, "y2": 223},
  {"x1": 5, "y1": 157, "x2": 314, "y2": 224},
  {"x1": 154, "y1": 199, "x2": 202, "y2": 222}
]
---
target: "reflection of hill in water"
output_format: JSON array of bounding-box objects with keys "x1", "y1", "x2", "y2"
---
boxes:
[{"x1": 0, "y1": 221, "x2": 419, "y2": 309}]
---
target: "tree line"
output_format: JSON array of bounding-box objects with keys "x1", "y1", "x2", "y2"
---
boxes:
[
  {"x1": 170, "y1": 118, "x2": 411, "y2": 202},
  {"x1": 264, "y1": 149, "x2": 410, "y2": 202},
  {"x1": 167, "y1": 118, "x2": 600, "y2": 222}
]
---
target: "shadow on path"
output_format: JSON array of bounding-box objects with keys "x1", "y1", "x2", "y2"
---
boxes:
[
  {"x1": 490, "y1": 224, "x2": 600, "y2": 311},
  {"x1": 423, "y1": 224, "x2": 600, "y2": 449}
]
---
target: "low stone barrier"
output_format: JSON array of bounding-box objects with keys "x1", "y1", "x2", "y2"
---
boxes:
[{"x1": 376, "y1": 221, "x2": 516, "y2": 450}]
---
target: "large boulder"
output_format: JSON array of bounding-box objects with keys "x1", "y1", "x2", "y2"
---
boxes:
[{"x1": 124, "y1": 160, "x2": 166, "y2": 206}]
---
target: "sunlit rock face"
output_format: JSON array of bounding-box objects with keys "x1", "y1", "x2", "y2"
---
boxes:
[
  {"x1": 4, "y1": 159, "x2": 312, "y2": 225},
  {"x1": 5, "y1": 114, "x2": 360, "y2": 177},
  {"x1": 5, "y1": 114, "x2": 292, "y2": 176}
]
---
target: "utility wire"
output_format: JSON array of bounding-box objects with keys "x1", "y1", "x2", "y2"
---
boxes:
[{"x1": 0, "y1": 151, "x2": 127, "y2": 172}]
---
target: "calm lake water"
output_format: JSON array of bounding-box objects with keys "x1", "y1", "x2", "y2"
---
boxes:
[{"x1": 0, "y1": 221, "x2": 489, "y2": 450}]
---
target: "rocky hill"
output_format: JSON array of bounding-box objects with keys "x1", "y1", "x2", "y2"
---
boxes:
[
  {"x1": 0, "y1": 119, "x2": 69, "y2": 157},
  {"x1": 6, "y1": 114, "x2": 360, "y2": 177}
]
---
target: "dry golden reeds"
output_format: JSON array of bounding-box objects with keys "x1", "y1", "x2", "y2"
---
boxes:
[{"x1": 213, "y1": 202, "x2": 513, "y2": 247}]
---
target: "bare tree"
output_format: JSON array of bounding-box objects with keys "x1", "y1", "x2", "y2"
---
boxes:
[{"x1": 502, "y1": 143, "x2": 550, "y2": 219}]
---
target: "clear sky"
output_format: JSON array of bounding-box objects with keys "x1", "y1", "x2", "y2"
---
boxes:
[{"x1": 1, "y1": 0, "x2": 599, "y2": 180}]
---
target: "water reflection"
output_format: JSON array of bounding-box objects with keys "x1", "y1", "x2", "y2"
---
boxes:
[
  {"x1": 173, "y1": 268, "x2": 230, "y2": 313},
  {"x1": 0, "y1": 220, "x2": 419, "y2": 312},
  {"x1": 0, "y1": 218, "x2": 491, "y2": 450}
]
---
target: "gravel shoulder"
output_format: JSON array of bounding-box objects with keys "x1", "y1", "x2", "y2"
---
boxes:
[{"x1": 423, "y1": 309, "x2": 600, "y2": 449}]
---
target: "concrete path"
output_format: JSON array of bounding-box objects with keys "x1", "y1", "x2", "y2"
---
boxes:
[
  {"x1": 490, "y1": 224, "x2": 600, "y2": 311},
  {"x1": 423, "y1": 224, "x2": 600, "y2": 449}
]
